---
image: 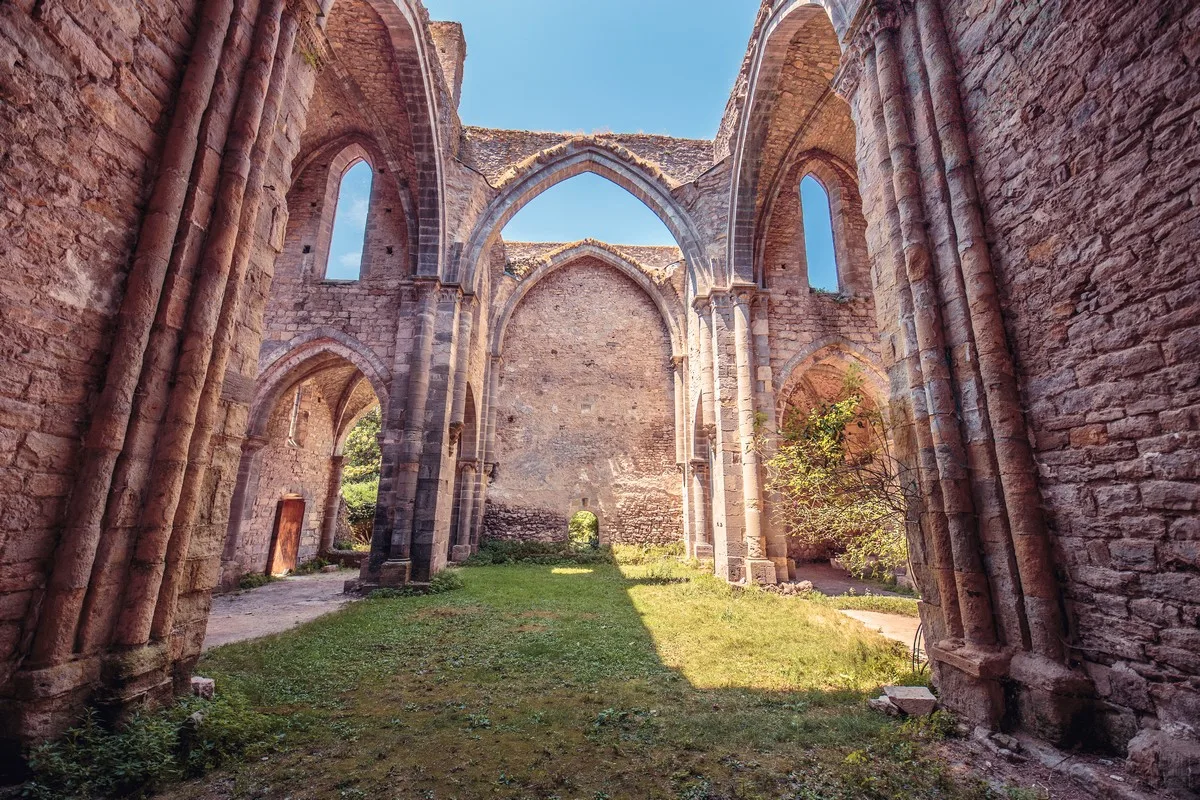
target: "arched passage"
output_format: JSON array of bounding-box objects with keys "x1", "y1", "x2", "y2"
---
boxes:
[
  {"x1": 770, "y1": 342, "x2": 891, "y2": 568},
  {"x1": 483, "y1": 250, "x2": 684, "y2": 546},
  {"x1": 221, "y1": 333, "x2": 390, "y2": 584},
  {"x1": 457, "y1": 138, "x2": 710, "y2": 295}
]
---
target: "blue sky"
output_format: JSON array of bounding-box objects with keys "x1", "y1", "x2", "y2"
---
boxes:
[
  {"x1": 329, "y1": 1, "x2": 838, "y2": 278},
  {"x1": 326, "y1": 160, "x2": 373, "y2": 280},
  {"x1": 423, "y1": 0, "x2": 759, "y2": 247}
]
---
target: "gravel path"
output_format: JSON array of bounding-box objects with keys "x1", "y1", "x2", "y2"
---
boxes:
[{"x1": 203, "y1": 570, "x2": 357, "y2": 650}]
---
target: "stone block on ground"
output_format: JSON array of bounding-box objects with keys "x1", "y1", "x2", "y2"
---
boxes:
[
  {"x1": 191, "y1": 676, "x2": 215, "y2": 700},
  {"x1": 883, "y1": 685, "x2": 937, "y2": 716},
  {"x1": 868, "y1": 695, "x2": 902, "y2": 716}
]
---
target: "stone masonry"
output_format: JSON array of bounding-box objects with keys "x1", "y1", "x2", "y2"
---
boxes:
[{"x1": 0, "y1": 0, "x2": 1196, "y2": 792}]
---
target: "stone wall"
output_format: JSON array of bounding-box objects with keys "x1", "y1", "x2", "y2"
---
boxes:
[
  {"x1": 944, "y1": 0, "x2": 1200, "y2": 753},
  {"x1": 240, "y1": 377, "x2": 337, "y2": 573},
  {"x1": 485, "y1": 257, "x2": 683, "y2": 545},
  {"x1": 0, "y1": 0, "x2": 200, "y2": 699}
]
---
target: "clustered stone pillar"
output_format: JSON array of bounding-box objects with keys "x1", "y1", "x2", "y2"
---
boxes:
[
  {"x1": 688, "y1": 459, "x2": 713, "y2": 562},
  {"x1": 835, "y1": 0, "x2": 1089, "y2": 738},
  {"x1": 731, "y1": 287, "x2": 775, "y2": 584},
  {"x1": 14, "y1": 0, "x2": 316, "y2": 738}
]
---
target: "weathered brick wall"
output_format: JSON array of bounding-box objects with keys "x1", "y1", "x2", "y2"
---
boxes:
[
  {"x1": 0, "y1": 0, "x2": 199, "y2": 690},
  {"x1": 261, "y1": 136, "x2": 410, "y2": 363},
  {"x1": 484, "y1": 257, "x2": 683, "y2": 545},
  {"x1": 942, "y1": 0, "x2": 1200, "y2": 747},
  {"x1": 239, "y1": 378, "x2": 336, "y2": 574}
]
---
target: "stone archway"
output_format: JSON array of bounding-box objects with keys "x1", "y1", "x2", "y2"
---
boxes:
[
  {"x1": 221, "y1": 333, "x2": 389, "y2": 585},
  {"x1": 456, "y1": 138, "x2": 711, "y2": 295}
]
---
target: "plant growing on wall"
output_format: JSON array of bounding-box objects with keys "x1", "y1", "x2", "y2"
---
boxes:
[{"x1": 765, "y1": 371, "x2": 909, "y2": 580}]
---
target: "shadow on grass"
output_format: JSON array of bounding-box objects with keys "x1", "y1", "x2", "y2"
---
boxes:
[{"x1": 121, "y1": 559, "x2": 1004, "y2": 800}]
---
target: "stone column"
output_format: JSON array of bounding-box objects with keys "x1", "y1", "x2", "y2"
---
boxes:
[
  {"x1": 219, "y1": 434, "x2": 269, "y2": 586},
  {"x1": 689, "y1": 458, "x2": 713, "y2": 562},
  {"x1": 368, "y1": 279, "x2": 438, "y2": 586},
  {"x1": 732, "y1": 287, "x2": 775, "y2": 584},
  {"x1": 412, "y1": 285, "x2": 464, "y2": 581},
  {"x1": 448, "y1": 295, "x2": 477, "y2": 436},
  {"x1": 320, "y1": 455, "x2": 346, "y2": 554},
  {"x1": 451, "y1": 460, "x2": 477, "y2": 563}
]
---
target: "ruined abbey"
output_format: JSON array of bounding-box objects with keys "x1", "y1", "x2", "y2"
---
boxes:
[{"x1": 1, "y1": 0, "x2": 1198, "y2": 792}]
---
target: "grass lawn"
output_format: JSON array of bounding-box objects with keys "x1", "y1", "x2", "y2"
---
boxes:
[{"x1": 162, "y1": 557, "x2": 992, "y2": 800}]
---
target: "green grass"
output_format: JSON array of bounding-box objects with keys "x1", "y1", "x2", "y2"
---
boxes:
[
  {"x1": 158, "y1": 557, "x2": 1004, "y2": 799},
  {"x1": 811, "y1": 590, "x2": 921, "y2": 617}
]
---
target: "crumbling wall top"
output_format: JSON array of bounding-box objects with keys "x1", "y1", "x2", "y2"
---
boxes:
[
  {"x1": 503, "y1": 240, "x2": 683, "y2": 283},
  {"x1": 461, "y1": 127, "x2": 715, "y2": 187}
]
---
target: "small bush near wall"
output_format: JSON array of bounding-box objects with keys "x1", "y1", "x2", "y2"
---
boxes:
[
  {"x1": 21, "y1": 693, "x2": 278, "y2": 799},
  {"x1": 568, "y1": 510, "x2": 599, "y2": 549},
  {"x1": 339, "y1": 478, "x2": 378, "y2": 550},
  {"x1": 766, "y1": 374, "x2": 909, "y2": 581},
  {"x1": 465, "y1": 539, "x2": 616, "y2": 566}
]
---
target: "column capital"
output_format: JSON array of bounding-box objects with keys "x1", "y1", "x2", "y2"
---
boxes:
[
  {"x1": 692, "y1": 292, "x2": 713, "y2": 312},
  {"x1": 242, "y1": 435, "x2": 269, "y2": 454},
  {"x1": 457, "y1": 458, "x2": 479, "y2": 475},
  {"x1": 730, "y1": 282, "x2": 758, "y2": 306},
  {"x1": 436, "y1": 283, "x2": 463, "y2": 304},
  {"x1": 670, "y1": 354, "x2": 686, "y2": 370}
]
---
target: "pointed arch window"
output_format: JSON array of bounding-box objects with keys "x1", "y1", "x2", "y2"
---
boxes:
[
  {"x1": 800, "y1": 174, "x2": 839, "y2": 293},
  {"x1": 325, "y1": 159, "x2": 373, "y2": 280}
]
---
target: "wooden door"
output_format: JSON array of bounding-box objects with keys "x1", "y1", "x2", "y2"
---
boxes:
[{"x1": 268, "y1": 498, "x2": 305, "y2": 575}]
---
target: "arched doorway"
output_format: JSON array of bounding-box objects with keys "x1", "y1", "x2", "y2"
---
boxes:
[{"x1": 221, "y1": 338, "x2": 388, "y2": 586}]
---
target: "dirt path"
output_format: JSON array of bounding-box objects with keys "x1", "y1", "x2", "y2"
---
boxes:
[
  {"x1": 203, "y1": 571, "x2": 357, "y2": 650},
  {"x1": 793, "y1": 562, "x2": 907, "y2": 596},
  {"x1": 838, "y1": 609, "x2": 921, "y2": 650}
]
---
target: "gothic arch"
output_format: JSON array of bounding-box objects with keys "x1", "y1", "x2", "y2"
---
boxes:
[
  {"x1": 728, "y1": 1, "x2": 848, "y2": 286},
  {"x1": 758, "y1": 150, "x2": 869, "y2": 294},
  {"x1": 456, "y1": 138, "x2": 710, "y2": 295},
  {"x1": 329, "y1": 0, "x2": 447, "y2": 277},
  {"x1": 490, "y1": 242, "x2": 686, "y2": 361},
  {"x1": 773, "y1": 337, "x2": 888, "y2": 422},
  {"x1": 251, "y1": 329, "x2": 392, "y2": 441}
]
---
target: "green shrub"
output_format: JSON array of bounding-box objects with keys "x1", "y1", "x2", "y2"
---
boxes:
[
  {"x1": 341, "y1": 405, "x2": 381, "y2": 484},
  {"x1": 765, "y1": 370, "x2": 911, "y2": 580},
  {"x1": 429, "y1": 568, "x2": 464, "y2": 594},
  {"x1": 292, "y1": 556, "x2": 331, "y2": 575},
  {"x1": 368, "y1": 587, "x2": 410, "y2": 600},
  {"x1": 341, "y1": 478, "x2": 378, "y2": 549},
  {"x1": 611, "y1": 542, "x2": 685, "y2": 565},
  {"x1": 237, "y1": 572, "x2": 275, "y2": 591},
  {"x1": 568, "y1": 510, "x2": 599, "y2": 549},
  {"x1": 21, "y1": 693, "x2": 279, "y2": 799},
  {"x1": 464, "y1": 539, "x2": 616, "y2": 567}
]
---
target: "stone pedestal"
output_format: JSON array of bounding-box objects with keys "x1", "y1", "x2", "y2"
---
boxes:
[
  {"x1": 379, "y1": 559, "x2": 411, "y2": 586},
  {"x1": 747, "y1": 558, "x2": 778, "y2": 585},
  {"x1": 450, "y1": 544, "x2": 471, "y2": 563},
  {"x1": 694, "y1": 543, "x2": 714, "y2": 563}
]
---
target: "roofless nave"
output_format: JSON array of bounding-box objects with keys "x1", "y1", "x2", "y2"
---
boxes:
[{"x1": 0, "y1": 0, "x2": 1197, "y2": 793}]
